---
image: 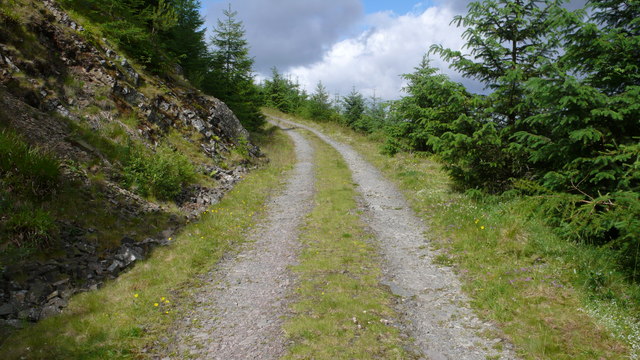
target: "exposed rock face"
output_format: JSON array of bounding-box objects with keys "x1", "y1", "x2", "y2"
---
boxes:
[
  {"x1": 177, "y1": 165, "x2": 250, "y2": 217},
  {"x1": 0, "y1": 0, "x2": 254, "y2": 156},
  {"x1": 0, "y1": 224, "x2": 173, "y2": 324},
  {"x1": 0, "y1": 0, "x2": 260, "y2": 333}
]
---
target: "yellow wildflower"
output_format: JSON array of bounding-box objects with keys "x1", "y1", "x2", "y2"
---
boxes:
[{"x1": 154, "y1": 303, "x2": 159, "y2": 307}]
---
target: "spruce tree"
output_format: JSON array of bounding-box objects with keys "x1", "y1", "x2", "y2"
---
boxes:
[
  {"x1": 430, "y1": 0, "x2": 572, "y2": 191},
  {"x1": 513, "y1": 0, "x2": 640, "y2": 266},
  {"x1": 342, "y1": 87, "x2": 365, "y2": 128},
  {"x1": 205, "y1": 5, "x2": 264, "y2": 131},
  {"x1": 264, "y1": 67, "x2": 292, "y2": 112},
  {"x1": 390, "y1": 56, "x2": 469, "y2": 153},
  {"x1": 167, "y1": 0, "x2": 209, "y2": 87},
  {"x1": 307, "y1": 81, "x2": 332, "y2": 121}
]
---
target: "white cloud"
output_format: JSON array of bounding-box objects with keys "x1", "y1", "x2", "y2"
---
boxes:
[
  {"x1": 204, "y1": 0, "x2": 363, "y2": 73},
  {"x1": 277, "y1": 0, "x2": 588, "y2": 100},
  {"x1": 283, "y1": 6, "x2": 468, "y2": 100}
]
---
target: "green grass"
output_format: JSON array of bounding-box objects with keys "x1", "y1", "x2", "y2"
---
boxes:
[
  {"x1": 265, "y1": 108, "x2": 638, "y2": 360},
  {"x1": 0, "y1": 128, "x2": 60, "y2": 196},
  {"x1": 122, "y1": 144, "x2": 196, "y2": 200},
  {"x1": 0, "y1": 128, "x2": 60, "y2": 251},
  {"x1": 65, "y1": 118, "x2": 205, "y2": 201},
  {"x1": 65, "y1": 119, "x2": 131, "y2": 165},
  {"x1": 283, "y1": 131, "x2": 414, "y2": 359},
  {"x1": 0, "y1": 124, "x2": 295, "y2": 359}
]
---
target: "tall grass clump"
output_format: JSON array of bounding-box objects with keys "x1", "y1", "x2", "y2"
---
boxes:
[
  {"x1": 0, "y1": 128, "x2": 60, "y2": 196},
  {"x1": 0, "y1": 129, "x2": 60, "y2": 249},
  {"x1": 123, "y1": 144, "x2": 195, "y2": 200}
]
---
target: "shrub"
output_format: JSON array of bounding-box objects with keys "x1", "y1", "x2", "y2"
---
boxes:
[
  {"x1": 123, "y1": 144, "x2": 195, "y2": 200},
  {"x1": 5, "y1": 206, "x2": 57, "y2": 248},
  {"x1": 0, "y1": 128, "x2": 60, "y2": 197}
]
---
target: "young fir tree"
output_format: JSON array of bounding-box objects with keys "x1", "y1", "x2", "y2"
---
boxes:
[
  {"x1": 514, "y1": 0, "x2": 640, "y2": 267},
  {"x1": 306, "y1": 81, "x2": 332, "y2": 121},
  {"x1": 429, "y1": 0, "x2": 572, "y2": 191},
  {"x1": 362, "y1": 92, "x2": 389, "y2": 133},
  {"x1": 167, "y1": 0, "x2": 209, "y2": 87},
  {"x1": 388, "y1": 56, "x2": 470, "y2": 153},
  {"x1": 205, "y1": 5, "x2": 264, "y2": 131},
  {"x1": 516, "y1": 0, "x2": 639, "y2": 193},
  {"x1": 263, "y1": 67, "x2": 305, "y2": 113},
  {"x1": 342, "y1": 87, "x2": 365, "y2": 129}
]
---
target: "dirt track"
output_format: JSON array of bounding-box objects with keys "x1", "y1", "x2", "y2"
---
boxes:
[
  {"x1": 167, "y1": 118, "x2": 517, "y2": 359},
  {"x1": 268, "y1": 117, "x2": 517, "y2": 360},
  {"x1": 168, "y1": 128, "x2": 315, "y2": 359}
]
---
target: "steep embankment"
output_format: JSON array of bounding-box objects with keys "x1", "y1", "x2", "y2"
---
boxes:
[{"x1": 0, "y1": 0, "x2": 256, "y2": 338}]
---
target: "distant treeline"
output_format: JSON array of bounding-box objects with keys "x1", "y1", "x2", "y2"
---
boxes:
[{"x1": 263, "y1": 0, "x2": 640, "y2": 279}]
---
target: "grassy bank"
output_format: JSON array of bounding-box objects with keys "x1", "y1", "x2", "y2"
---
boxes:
[
  {"x1": 265, "y1": 108, "x2": 639, "y2": 360},
  {"x1": 283, "y1": 131, "x2": 414, "y2": 359},
  {"x1": 0, "y1": 125, "x2": 295, "y2": 359}
]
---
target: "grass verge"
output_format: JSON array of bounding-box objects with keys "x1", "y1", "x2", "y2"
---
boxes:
[
  {"x1": 265, "y1": 108, "x2": 639, "y2": 360},
  {"x1": 283, "y1": 131, "x2": 414, "y2": 359},
  {"x1": 0, "y1": 124, "x2": 295, "y2": 359}
]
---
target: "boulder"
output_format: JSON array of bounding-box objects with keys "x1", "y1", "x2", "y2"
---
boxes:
[
  {"x1": 115, "y1": 247, "x2": 144, "y2": 267},
  {"x1": 0, "y1": 303, "x2": 15, "y2": 316}
]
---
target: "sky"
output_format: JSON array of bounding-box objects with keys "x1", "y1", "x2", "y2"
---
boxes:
[{"x1": 200, "y1": 0, "x2": 585, "y2": 100}]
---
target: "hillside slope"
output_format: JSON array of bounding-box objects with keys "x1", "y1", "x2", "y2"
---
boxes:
[{"x1": 0, "y1": 0, "x2": 259, "y2": 338}]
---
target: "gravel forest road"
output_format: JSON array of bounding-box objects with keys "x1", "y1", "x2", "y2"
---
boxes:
[{"x1": 166, "y1": 118, "x2": 517, "y2": 359}]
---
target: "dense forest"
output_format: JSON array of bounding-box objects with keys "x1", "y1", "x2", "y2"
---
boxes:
[{"x1": 263, "y1": 0, "x2": 640, "y2": 280}]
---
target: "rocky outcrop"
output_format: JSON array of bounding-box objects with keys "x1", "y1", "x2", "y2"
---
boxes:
[
  {"x1": 177, "y1": 165, "x2": 250, "y2": 217},
  {"x1": 0, "y1": 223, "x2": 173, "y2": 326},
  {"x1": 1, "y1": 0, "x2": 256, "y2": 157}
]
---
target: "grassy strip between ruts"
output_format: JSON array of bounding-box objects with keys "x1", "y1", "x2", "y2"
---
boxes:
[
  {"x1": 0, "y1": 125, "x2": 295, "y2": 359},
  {"x1": 265, "y1": 108, "x2": 639, "y2": 360},
  {"x1": 282, "y1": 130, "x2": 415, "y2": 359}
]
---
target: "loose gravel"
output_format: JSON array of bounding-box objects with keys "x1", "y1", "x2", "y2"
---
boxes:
[
  {"x1": 269, "y1": 116, "x2": 518, "y2": 360},
  {"x1": 167, "y1": 128, "x2": 315, "y2": 359}
]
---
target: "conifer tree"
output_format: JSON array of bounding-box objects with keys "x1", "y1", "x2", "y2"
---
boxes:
[
  {"x1": 513, "y1": 0, "x2": 640, "y2": 265},
  {"x1": 430, "y1": 0, "x2": 572, "y2": 191},
  {"x1": 307, "y1": 81, "x2": 332, "y2": 121},
  {"x1": 389, "y1": 56, "x2": 469, "y2": 153},
  {"x1": 264, "y1": 67, "x2": 292, "y2": 112},
  {"x1": 516, "y1": 0, "x2": 639, "y2": 194},
  {"x1": 204, "y1": 5, "x2": 264, "y2": 130},
  {"x1": 342, "y1": 87, "x2": 365, "y2": 128},
  {"x1": 167, "y1": 0, "x2": 209, "y2": 87}
]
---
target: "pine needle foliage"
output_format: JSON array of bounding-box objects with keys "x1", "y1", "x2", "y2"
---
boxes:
[
  {"x1": 203, "y1": 4, "x2": 265, "y2": 131},
  {"x1": 379, "y1": 0, "x2": 640, "y2": 277}
]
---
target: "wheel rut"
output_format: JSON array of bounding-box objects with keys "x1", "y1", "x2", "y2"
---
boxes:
[
  {"x1": 167, "y1": 128, "x2": 315, "y2": 359},
  {"x1": 268, "y1": 116, "x2": 518, "y2": 360}
]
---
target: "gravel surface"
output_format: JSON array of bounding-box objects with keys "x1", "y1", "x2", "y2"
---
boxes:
[
  {"x1": 269, "y1": 116, "x2": 518, "y2": 360},
  {"x1": 166, "y1": 128, "x2": 315, "y2": 359}
]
